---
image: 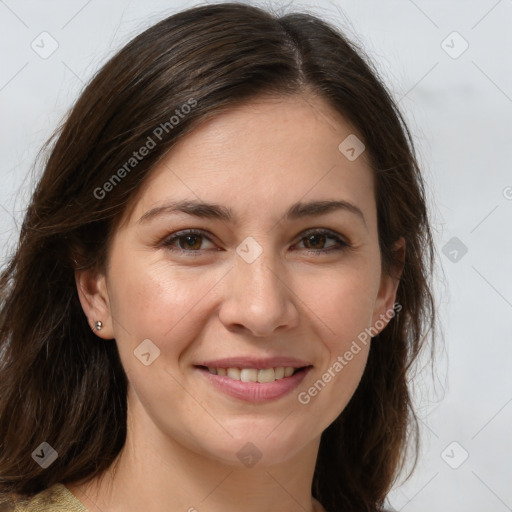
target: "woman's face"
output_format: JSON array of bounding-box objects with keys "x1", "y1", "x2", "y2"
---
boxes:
[{"x1": 77, "y1": 94, "x2": 401, "y2": 467}]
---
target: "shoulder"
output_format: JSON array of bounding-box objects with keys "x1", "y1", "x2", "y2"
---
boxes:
[{"x1": 5, "y1": 483, "x2": 89, "y2": 512}]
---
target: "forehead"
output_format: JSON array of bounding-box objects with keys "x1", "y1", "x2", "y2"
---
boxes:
[{"x1": 118, "y1": 94, "x2": 375, "y2": 229}]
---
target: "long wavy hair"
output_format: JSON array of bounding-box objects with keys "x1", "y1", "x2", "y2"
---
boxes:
[{"x1": 0, "y1": 3, "x2": 436, "y2": 511}]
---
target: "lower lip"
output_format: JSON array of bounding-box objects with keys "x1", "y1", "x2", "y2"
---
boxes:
[{"x1": 196, "y1": 366, "x2": 312, "y2": 402}]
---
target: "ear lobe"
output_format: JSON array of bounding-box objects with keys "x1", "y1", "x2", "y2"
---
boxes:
[
  {"x1": 371, "y1": 237, "x2": 405, "y2": 333},
  {"x1": 74, "y1": 267, "x2": 114, "y2": 339}
]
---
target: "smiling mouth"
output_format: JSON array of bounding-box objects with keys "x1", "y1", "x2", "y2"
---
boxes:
[{"x1": 195, "y1": 365, "x2": 310, "y2": 383}]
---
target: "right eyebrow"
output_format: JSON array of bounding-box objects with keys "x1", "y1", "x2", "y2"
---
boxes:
[{"x1": 138, "y1": 200, "x2": 233, "y2": 224}]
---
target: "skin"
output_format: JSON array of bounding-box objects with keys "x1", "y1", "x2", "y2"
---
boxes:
[{"x1": 71, "y1": 93, "x2": 404, "y2": 512}]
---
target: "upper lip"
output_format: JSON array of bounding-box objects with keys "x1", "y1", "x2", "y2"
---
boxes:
[{"x1": 195, "y1": 357, "x2": 312, "y2": 370}]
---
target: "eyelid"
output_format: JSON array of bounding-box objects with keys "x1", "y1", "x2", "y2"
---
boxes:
[
  {"x1": 160, "y1": 228, "x2": 217, "y2": 251},
  {"x1": 160, "y1": 227, "x2": 351, "y2": 253},
  {"x1": 293, "y1": 228, "x2": 350, "y2": 254},
  {"x1": 298, "y1": 227, "x2": 350, "y2": 245}
]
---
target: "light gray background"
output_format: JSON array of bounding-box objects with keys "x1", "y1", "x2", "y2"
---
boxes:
[{"x1": 1, "y1": 1, "x2": 511, "y2": 511}]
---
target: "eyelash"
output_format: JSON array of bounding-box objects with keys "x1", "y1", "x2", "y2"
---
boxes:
[{"x1": 160, "y1": 228, "x2": 350, "y2": 256}]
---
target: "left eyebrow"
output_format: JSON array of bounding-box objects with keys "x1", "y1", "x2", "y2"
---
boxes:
[
  {"x1": 137, "y1": 199, "x2": 367, "y2": 231},
  {"x1": 285, "y1": 200, "x2": 367, "y2": 230}
]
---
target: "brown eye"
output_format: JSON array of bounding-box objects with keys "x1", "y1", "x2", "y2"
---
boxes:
[
  {"x1": 177, "y1": 234, "x2": 203, "y2": 250},
  {"x1": 302, "y1": 233, "x2": 328, "y2": 250},
  {"x1": 296, "y1": 229, "x2": 349, "y2": 254},
  {"x1": 162, "y1": 229, "x2": 215, "y2": 252}
]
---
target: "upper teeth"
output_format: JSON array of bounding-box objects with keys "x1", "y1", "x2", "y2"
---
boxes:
[{"x1": 207, "y1": 366, "x2": 297, "y2": 382}]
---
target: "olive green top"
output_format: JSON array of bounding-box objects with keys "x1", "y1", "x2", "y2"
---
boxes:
[
  {"x1": 0, "y1": 483, "x2": 88, "y2": 512},
  {"x1": 2, "y1": 484, "x2": 330, "y2": 512}
]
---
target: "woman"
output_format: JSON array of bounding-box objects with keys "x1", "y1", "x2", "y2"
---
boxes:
[{"x1": 0, "y1": 3, "x2": 436, "y2": 511}]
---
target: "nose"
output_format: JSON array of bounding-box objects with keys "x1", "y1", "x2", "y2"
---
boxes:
[{"x1": 218, "y1": 244, "x2": 300, "y2": 337}]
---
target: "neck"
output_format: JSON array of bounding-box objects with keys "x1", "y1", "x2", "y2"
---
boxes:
[{"x1": 68, "y1": 391, "x2": 325, "y2": 512}]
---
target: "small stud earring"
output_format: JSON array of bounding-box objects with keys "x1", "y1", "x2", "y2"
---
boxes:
[{"x1": 94, "y1": 320, "x2": 103, "y2": 331}]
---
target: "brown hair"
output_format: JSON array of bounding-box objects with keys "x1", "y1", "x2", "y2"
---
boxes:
[{"x1": 0, "y1": 3, "x2": 436, "y2": 511}]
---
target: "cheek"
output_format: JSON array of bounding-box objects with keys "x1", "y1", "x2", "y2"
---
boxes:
[
  {"x1": 107, "y1": 253, "x2": 222, "y2": 364},
  {"x1": 106, "y1": 259, "x2": 229, "y2": 443},
  {"x1": 296, "y1": 284, "x2": 372, "y2": 429},
  {"x1": 291, "y1": 264, "x2": 375, "y2": 420},
  {"x1": 303, "y1": 343, "x2": 370, "y2": 431},
  {"x1": 294, "y1": 260, "x2": 379, "y2": 344}
]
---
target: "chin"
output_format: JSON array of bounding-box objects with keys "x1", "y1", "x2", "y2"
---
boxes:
[{"x1": 195, "y1": 426, "x2": 312, "y2": 469}]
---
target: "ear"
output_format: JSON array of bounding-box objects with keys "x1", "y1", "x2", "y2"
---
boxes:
[
  {"x1": 74, "y1": 267, "x2": 115, "y2": 339},
  {"x1": 370, "y1": 237, "x2": 405, "y2": 334}
]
